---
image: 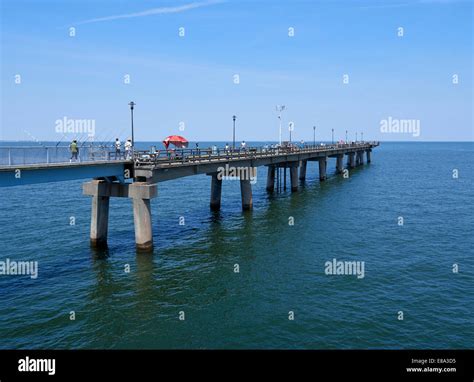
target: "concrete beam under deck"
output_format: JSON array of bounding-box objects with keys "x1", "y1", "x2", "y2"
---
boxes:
[{"x1": 0, "y1": 161, "x2": 130, "y2": 187}]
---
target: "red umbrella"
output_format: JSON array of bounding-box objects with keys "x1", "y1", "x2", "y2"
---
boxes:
[{"x1": 162, "y1": 135, "x2": 189, "y2": 149}]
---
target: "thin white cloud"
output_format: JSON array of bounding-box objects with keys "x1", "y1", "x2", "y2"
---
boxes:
[{"x1": 74, "y1": 0, "x2": 225, "y2": 25}]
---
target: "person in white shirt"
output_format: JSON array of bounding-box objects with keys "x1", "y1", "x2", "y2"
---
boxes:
[
  {"x1": 114, "y1": 138, "x2": 121, "y2": 159},
  {"x1": 241, "y1": 141, "x2": 246, "y2": 151},
  {"x1": 124, "y1": 139, "x2": 132, "y2": 159}
]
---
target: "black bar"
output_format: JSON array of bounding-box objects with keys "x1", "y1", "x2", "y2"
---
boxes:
[{"x1": 0, "y1": 350, "x2": 472, "y2": 380}]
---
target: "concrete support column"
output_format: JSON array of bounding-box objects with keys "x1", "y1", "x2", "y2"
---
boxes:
[
  {"x1": 210, "y1": 173, "x2": 222, "y2": 210},
  {"x1": 266, "y1": 165, "x2": 275, "y2": 192},
  {"x1": 132, "y1": 197, "x2": 153, "y2": 252},
  {"x1": 318, "y1": 157, "x2": 327, "y2": 181},
  {"x1": 290, "y1": 165, "x2": 298, "y2": 192},
  {"x1": 357, "y1": 151, "x2": 364, "y2": 166},
  {"x1": 348, "y1": 153, "x2": 356, "y2": 168},
  {"x1": 299, "y1": 160, "x2": 307, "y2": 181},
  {"x1": 240, "y1": 179, "x2": 253, "y2": 210},
  {"x1": 130, "y1": 182, "x2": 157, "y2": 252},
  {"x1": 89, "y1": 180, "x2": 110, "y2": 249},
  {"x1": 366, "y1": 150, "x2": 371, "y2": 163},
  {"x1": 84, "y1": 180, "x2": 157, "y2": 252},
  {"x1": 336, "y1": 154, "x2": 344, "y2": 174}
]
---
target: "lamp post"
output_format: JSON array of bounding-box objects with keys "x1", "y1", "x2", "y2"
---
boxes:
[
  {"x1": 289, "y1": 122, "x2": 294, "y2": 143},
  {"x1": 361, "y1": 132, "x2": 364, "y2": 142},
  {"x1": 313, "y1": 126, "x2": 316, "y2": 146},
  {"x1": 345, "y1": 130, "x2": 348, "y2": 143},
  {"x1": 276, "y1": 105, "x2": 286, "y2": 145},
  {"x1": 356, "y1": 132, "x2": 358, "y2": 142},
  {"x1": 332, "y1": 128, "x2": 334, "y2": 144},
  {"x1": 128, "y1": 101, "x2": 135, "y2": 147},
  {"x1": 232, "y1": 115, "x2": 236, "y2": 150}
]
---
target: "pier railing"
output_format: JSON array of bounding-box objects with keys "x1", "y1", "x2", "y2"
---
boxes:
[
  {"x1": 0, "y1": 146, "x2": 114, "y2": 166},
  {"x1": 0, "y1": 142, "x2": 379, "y2": 167},
  {"x1": 133, "y1": 142, "x2": 379, "y2": 167}
]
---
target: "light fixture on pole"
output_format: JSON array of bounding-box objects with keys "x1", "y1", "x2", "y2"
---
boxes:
[
  {"x1": 356, "y1": 132, "x2": 358, "y2": 142},
  {"x1": 289, "y1": 122, "x2": 294, "y2": 143},
  {"x1": 313, "y1": 126, "x2": 316, "y2": 146},
  {"x1": 275, "y1": 105, "x2": 286, "y2": 145},
  {"x1": 332, "y1": 128, "x2": 334, "y2": 144},
  {"x1": 232, "y1": 115, "x2": 236, "y2": 150},
  {"x1": 345, "y1": 130, "x2": 348, "y2": 143},
  {"x1": 128, "y1": 101, "x2": 135, "y2": 147},
  {"x1": 361, "y1": 132, "x2": 364, "y2": 142}
]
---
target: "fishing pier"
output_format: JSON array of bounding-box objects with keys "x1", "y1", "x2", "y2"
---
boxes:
[{"x1": 0, "y1": 142, "x2": 379, "y2": 252}]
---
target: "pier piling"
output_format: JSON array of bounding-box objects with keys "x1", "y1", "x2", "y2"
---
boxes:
[
  {"x1": 132, "y1": 197, "x2": 153, "y2": 252},
  {"x1": 240, "y1": 178, "x2": 253, "y2": 210},
  {"x1": 290, "y1": 165, "x2": 298, "y2": 192},
  {"x1": 83, "y1": 180, "x2": 157, "y2": 252},
  {"x1": 210, "y1": 173, "x2": 223, "y2": 210},
  {"x1": 89, "y1": 180, "x2": 110, "y2": 249},
  {"x1": 336, "y1": 154, "x2": 344, "y2": 174},
  {"x1": 318, "y1": 157, "x2": 327, "y2": 181},
  {"x1": 266, "y1": 165, "x2": 275, "y2": 192},
  {"x1": 347, "y1": 152, "x2": 356, "y2": 168},
  {"x1": 299, "y1": 160, "x2": 307, "y2": 181}
]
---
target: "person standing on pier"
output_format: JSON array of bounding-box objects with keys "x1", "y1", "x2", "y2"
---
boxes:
[
  {"x1": 124, "y1": 139, "x2": 132, "y2": 160},
  {"x1": 225, "y1": 143, "x2": 229, "y2": 153},
  {"x1": 114, "y1": 138, "x2": 121, "y2": 159},
  {"x1": 241, "y1": 140, "x2": 246, "y2": 151},
  {"x1": 69, "y1": 140, "x2": 79, "y2": 162}
]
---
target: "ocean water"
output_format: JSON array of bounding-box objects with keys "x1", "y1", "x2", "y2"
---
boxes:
[{"x1": 0, "y1": 142, "x2": 472, "y2": 349}]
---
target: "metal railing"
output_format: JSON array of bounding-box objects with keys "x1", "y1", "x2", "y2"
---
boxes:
[
  {"x1": 0, "y1": 142, "x2": 379, "y2": 167},
  {"x1": 133, "y1": 142, "x2": 379, "y2": 168},
  {"x1": 0, "y1": 146, "x2": 114, "y2": 166}
]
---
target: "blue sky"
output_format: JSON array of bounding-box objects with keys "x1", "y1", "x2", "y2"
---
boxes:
[{"x1": 1, "y1": 0, "x2": 472, "y2": 142}]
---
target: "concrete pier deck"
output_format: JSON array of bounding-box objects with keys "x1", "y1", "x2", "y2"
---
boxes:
[{"x1": 133, "y1": 142, "x2": 378, "y2": 183}]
